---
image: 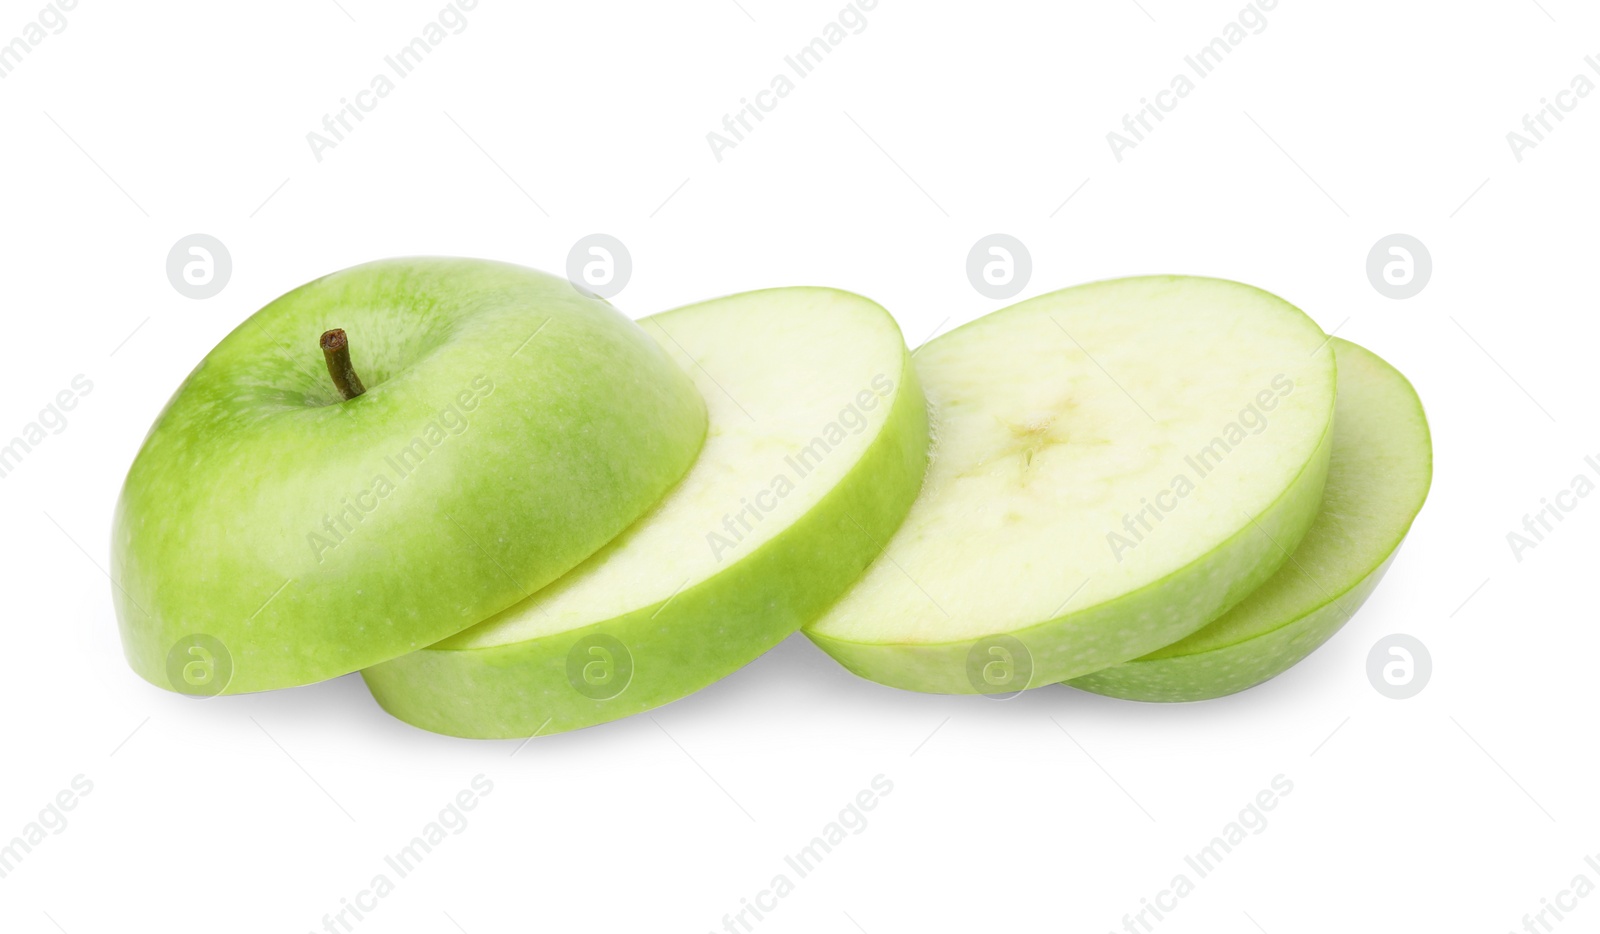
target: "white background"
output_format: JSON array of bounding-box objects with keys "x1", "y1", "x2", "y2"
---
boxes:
[{"x1": 1, "y1": 1, "x2": 1595, "y2": 932}]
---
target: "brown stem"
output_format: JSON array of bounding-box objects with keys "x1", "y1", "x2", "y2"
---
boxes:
[{"x1": 320, "y1": 329, "x2": 366, "y2": 401}]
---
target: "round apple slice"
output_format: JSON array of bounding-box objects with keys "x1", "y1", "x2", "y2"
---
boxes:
[
  {"x1": 363, "y1": 287, "x2": 929, "y2": 738},
  {"x1": 113, "y1": 258, "x2": 708, "y2": 695},
  {"x1": 804, "y1": 276, "x2": 1338, "y2": 693},
  {"x1": 1069, "y1": 338, "x2": 1432, "y2": 701}
]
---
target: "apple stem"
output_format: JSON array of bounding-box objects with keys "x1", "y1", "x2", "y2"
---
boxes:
[{"x1": 320, "y1": 329, "x2": 367, "y2": 401}]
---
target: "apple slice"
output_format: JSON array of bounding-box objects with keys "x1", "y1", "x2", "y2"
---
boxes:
[
  {"x1": 804, "y1": 276, "x2": 1338, "y2": 692},
  {"x1": 113, "y1": 258, "x2": 708, "y2": 695},
  {"x1": 1069, "y1": 338, "x2": 1432, "y2": 701},
  {"x1": 363, "y1": 287, "x2": 929, "y2": 738}
]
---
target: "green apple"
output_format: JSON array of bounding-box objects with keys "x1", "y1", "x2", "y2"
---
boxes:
[
  {"x1": 113, "y1": 258, "x2": 707, "y2": 695},
  {"x1": 1069, "y1": 338, "x2": 1432, "y2": 701},
  {"x1": 804, "y1": 276, "x2": 1338, "y2": 693},
  {"x1": 362, "y1": 287, "x2": 928, "y2": 738}
]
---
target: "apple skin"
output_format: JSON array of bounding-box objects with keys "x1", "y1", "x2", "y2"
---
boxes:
[
  {"x1": 362, "y1": 289, "x2": 930, "y2": 739},
  {"x1": 1069, "y1": 552, "x2": 1399, "y2": 702},
  {"x1": 113, "y1": 258, "x2": 707, "y2": 695},
  {"x1": 1069, "y1": 338, "x2": 1432, "y2": 702}
]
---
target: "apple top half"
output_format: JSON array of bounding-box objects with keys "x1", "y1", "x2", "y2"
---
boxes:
[{"x1": 111, "y1": 257, "x2": 707, "y2": 695}]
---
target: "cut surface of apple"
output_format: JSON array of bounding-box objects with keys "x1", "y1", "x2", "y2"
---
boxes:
[
  {"x1": 805, "y1": 276, "x2": 1338, "y2": 692},
  {"x1": 1069, "y1": 338, "x2": 1432, "y2": 702},
  {"x1": 363, "y1": 287, "x2": 929, "y2": 738},
  {"x1": 113, "y1": 258, "x2": 708, "y2": 695}
]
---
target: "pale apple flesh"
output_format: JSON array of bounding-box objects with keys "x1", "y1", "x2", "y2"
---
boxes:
[
  {"x1": 1069, "y1": 338, "x2": 1432, "y2": 702},
  {"x1": 804, "y1": 276, "x2": 1338, "y2": 692},
  {"x1": 113, "y1": 258, "x2": 707, "y2": 694},
  {"x1": 363, "y1": 287, "x2": 929, "y2": 738}
]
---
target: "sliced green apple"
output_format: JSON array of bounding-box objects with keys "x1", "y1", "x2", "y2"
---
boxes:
[
  {"x1": 363, "y1": 287, "x2": 929, "y2": 738},
  {"x1": 113, "y1": 258, "x2": 708, "y2": 695},
  {"x1": 1069, "y1": 338, "x2": 1432, "y2": 701},
  {"x1": 804, "y1": 276, "x2": 1338, "y2": 692}
]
